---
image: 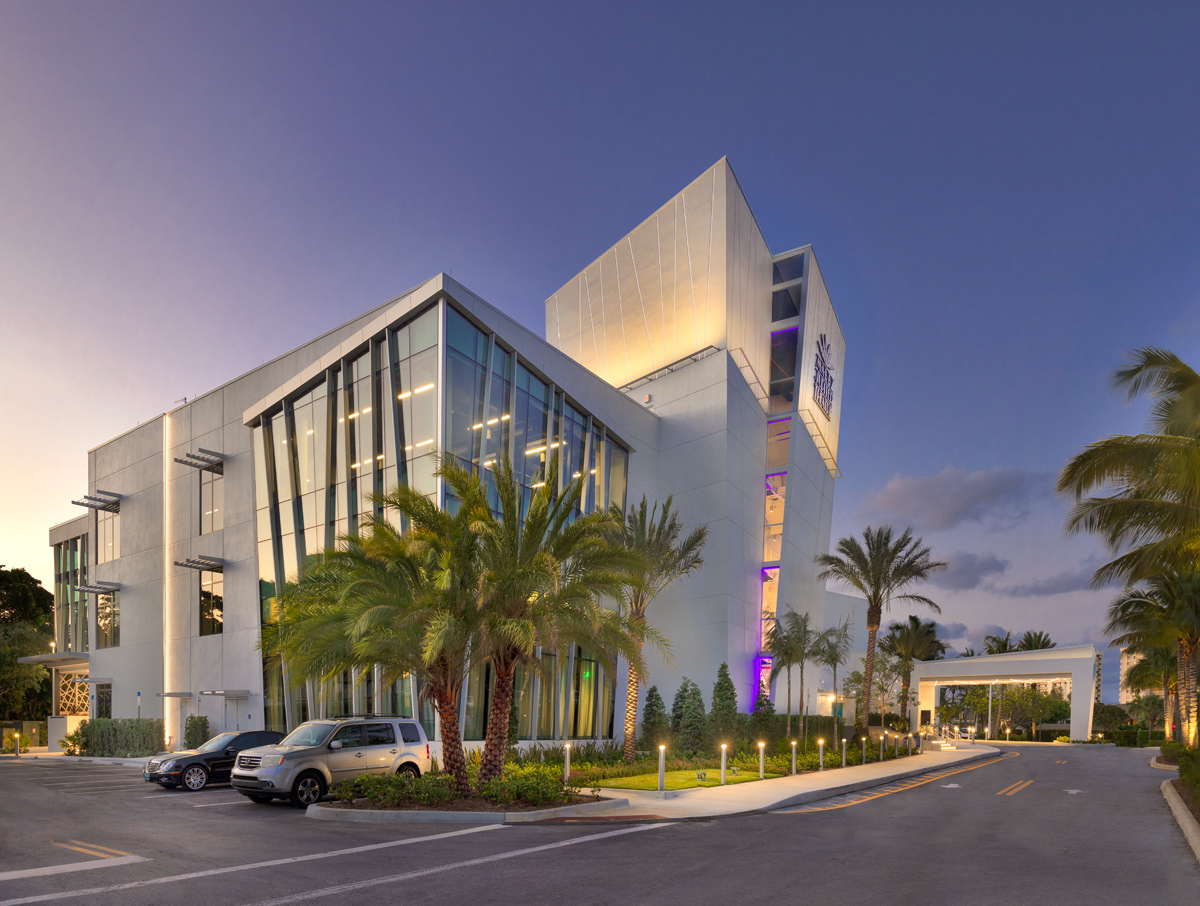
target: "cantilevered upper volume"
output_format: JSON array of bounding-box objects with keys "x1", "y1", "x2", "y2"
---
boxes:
[{"x1": 544, "y1": 158, "x2": 775, "y2": 391}]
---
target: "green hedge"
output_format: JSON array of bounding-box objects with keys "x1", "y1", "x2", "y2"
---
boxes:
[
  {"x1": 59, "y1": 718, "x2": 165, "y2": 757},
  {"x1": 184, "y1": 716, "x2": 211, "y2": 750}
]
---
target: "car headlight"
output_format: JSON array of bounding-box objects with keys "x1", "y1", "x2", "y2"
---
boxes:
[
  {"x1": 258, "y1": 754, "x2": 285, "y2": 767},
  {"x1": 160, "y1": 760, "x2": 178, "y2": 772}
]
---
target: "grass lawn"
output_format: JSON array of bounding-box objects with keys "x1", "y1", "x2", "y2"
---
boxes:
[{"x1": 598, "y1": 769, "x2": 785, "y2": 791}]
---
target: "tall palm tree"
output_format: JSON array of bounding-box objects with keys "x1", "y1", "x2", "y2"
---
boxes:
[
  {"x1": 469, "y1": 456, "x2": 650, "y2": 783},
  {"x1": 816, "y1": 526, "x2": 946, "y2": 736},
  {"x1": 1018, "y1": 630, "x2": 1056, "y2": 651},
  {"x1": 984, "y1": 630, "x2": 1018, "y2": 654},
  {"x1": 1058, "y1": 348, "x2": 1200, "y2": 586},
  {"x1": 615, "y1": 495, "x2": 709, "y2": 761},
  {"x1": 880, "y1": 615, "x2": 947, "y2": 725},
  {"x1": 264, "y1": 480, "x2": 489, "y2": 796},
  {"x1": 1105, "y1": 573, "x2": 1200, "y2": 748},
  {"x1": 1127, "y1": 693, "x2": 1164, "y2": 738},
  {"x1": 1124, "y1": 645, "x2": 1178, "y2": 739},
  {"x1": 765, "y1": 610, "x2": 821, "y2": 739},
  {"x1": 816, "y1": 617, "x2": 853, "y2": 732}
]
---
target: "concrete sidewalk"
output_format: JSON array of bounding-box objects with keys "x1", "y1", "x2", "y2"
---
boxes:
[
  {"x1": 590, "y1": 743, "x2": 1001, "y2": 819},
  {"x1": 0, "y1": 752, "x2": 152, "y2": 767}
]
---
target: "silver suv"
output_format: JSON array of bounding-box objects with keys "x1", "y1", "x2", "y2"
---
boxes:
[{"x1": 230, "y1": 717, "x2": 431, "y2": 808}]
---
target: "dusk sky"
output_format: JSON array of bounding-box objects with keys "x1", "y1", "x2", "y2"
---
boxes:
[{"x1": 3, "y1": 2, "x2": 1199, "y2": 698}]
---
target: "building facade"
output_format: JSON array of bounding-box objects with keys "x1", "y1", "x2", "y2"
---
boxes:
[{"x1": 34, "y1": 158, "x2": 846, "y2": 751}]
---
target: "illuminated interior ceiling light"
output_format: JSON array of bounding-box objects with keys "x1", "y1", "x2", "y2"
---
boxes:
[
  {"x1": 362, "y1": 407, "x2": 371, "y2": 414},
  {"x1": 484, "y1": 460, "x2": 495, "y2": 467},
  {"x1": 348, "y1": 412, "x2": 359, "y2": 419},
  {"x1": 590, "y1": 469, "x2": 596, "y2": 473},
  {"x1": 415, "y1": 439, "x2": 433, "y2": 448},
  {"x1": 338, "y1": 417, "x2": 345, "y2": 423},
  {"x1": 376, "y1": 454, "x2": 384, "y2": 459},
  {"x1": 414, "y1": 383, "x2": 434, "y2": 393},
  {"x1": 472, "y1": 423, "x2": 483, "y2": 430},
  {"x1": 501, "y1": 414, "x2": 510, "y2": 420},
  {"x1": 405, "y1": 445, "x2": 413, "y2": 451},
  {"x1": 525, "y1": 445, "x2": 546, "y2": 455},
  {"x1": 531, "y1": 482, "x2": 545, "y2": 488},
  {"x1": 307, "y1": 429, "x2": 314, "y2": 435},
  {"x1": 551, "y1": 442, "x2": 560, "y2": 448},
  {"x1": 487, "y1": 418, "x2": 499, "y2": 425},
  {"x1": 398, "y1": 391, "x2": 411, "y2": 400},
  {"x1": 351, "y1": 462, "x2": 360, "y2": 469},
  {"x1": 572, "y1": 472, "x2": 581, "y2": 478}
]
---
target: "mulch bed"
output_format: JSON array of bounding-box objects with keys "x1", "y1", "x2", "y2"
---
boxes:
[
  {"x1": 1169, "y1": 779, "x2": 1200, "y2": 827},
  {"x1": 326, "y1": 794, "x2": 600, "y2": 813},
  {"x1": 1157, "y1": 754, "x2": 1179, "y2": 767}
]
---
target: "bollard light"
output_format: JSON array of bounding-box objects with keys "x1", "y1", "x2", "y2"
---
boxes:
[
  {"x1": 818, "y1": 738, "x2": 825, "y2": 771},
  {"x1": 1006, "y1": 728, "x2": 1011, "y2": 741},
  {"x1": 791, "y1": 740, "x2": 797, "y2": 776},
  {"x1": 880, "y1": 732, "x2": 885, "y2": 761},
  {"x1": 758, "y1": 741, "x2": 765, "y2": 779},
  {"x1": 658, "y1": 744, "x2": 666, "y2": 792},
  {"x1": 894, "y1": 733, "x2": 899, "y2": 758},
  {"x1": 841, "y1": 737, "x2": 847, "y2": 768},
  {"x1": 564, "y1": 742, "x2": 571, "y2": 783},
  {"x1": 721, "y1": 743, "x2": 728, "y2": 785},
  {"x1": 862, "y1": 736, "x2": 867, "y2": 764}
]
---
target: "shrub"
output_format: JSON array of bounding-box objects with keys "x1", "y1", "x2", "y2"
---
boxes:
[
  {"x1": 677, "y1": 682, "x2": 708, "y2": 754},
  {"x1": 60, "y1": 722, "x2": 88, "y2": 755},
  {"x1": 480, "y1": 764, "x2": 580, "y2": 807},
  {"x1": 709, "y1": 664, "x2": 740, "y2": 744},
  {"x1": 184, "y1": 715, "x2": 211, "y2": 750},
  {"x1": 751, "y1": 682, "x2": 775, "y2": 740},
  {"x1": 335, "y1": 771, "x2": 459, "y2": 808},
  {"x1": 1055, "y1": 735, "x2": 1071, "y2": 743},
  {"x1": 1112, "y1": 728, "x2": 1140, "y2": 748},
  {"x1": 69, "y1": 718, "x2": 164, "y2": 757}
]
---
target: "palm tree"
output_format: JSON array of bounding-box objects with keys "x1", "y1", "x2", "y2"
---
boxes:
[
  {"x1": 816, "y1": 617, "x2": 853, "y2": 733},
  {"x1": 984, "y1": 630, "x2": 1018, "y2": 654},
  {"x1": 1124, "y1": 645, "x2": 1178, "y2": 739},
  {"x1": 1018, "y1": 630, "x2": 1056, "y2": 651},
  {"x1": 816, "y1": 526, "x2": 946, "y2": 736},
  {"x1": 1105, "y1": 573, "x2": 1200, "y2": 747},
  {"x1": 880, "y1": 616, "x2": 947, "y2": 725},
  {"x1": 1128, "y1": 693, "x2": 1165, "y2": 739},
  {"x1": 469, "y1": 456, "x2": 650, "y2": 783},
  {"x1": 615, "y1": 495, "x2": 709, "y2": 761},
  {"x1": 960, "y1": 646, "x2": 978, "y2": 658},
  {"x1": 264, "y1": 480, "x2": 489, "y2": 796},
  {"x1": 1058, "y1": 348, "x2": 1200, "y2": 586},
  {"x1": 764, "y1": 610, "x2": 821, "y2": 739}
]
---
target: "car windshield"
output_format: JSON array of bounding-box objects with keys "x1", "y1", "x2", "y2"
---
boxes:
[
  {"x1": 196, "y1": 733, "x2": 239, "y2": 753},
  {"x1": 280, "y1": 723, "x2": 334, "y2": 747}
]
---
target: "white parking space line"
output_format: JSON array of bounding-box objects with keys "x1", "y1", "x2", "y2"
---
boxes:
[
  {"x1": 45, "y1": 779, "x2": 145, "y2": 786},
  {"x1": 0, "y1": 824, "x2": 503, "y2": 906},
  {"x1": 0, "y1": 856, "x2": 148, "y2": 883},
  {"x1": 192, "y1": 800, "x2": 252, "y2": 808},
  {"x1": 61, "y1": 788, "x2": 154, "y2": 795},
  {"x1": 249, "y1": 823, "x2": 676, "y2": 906}
]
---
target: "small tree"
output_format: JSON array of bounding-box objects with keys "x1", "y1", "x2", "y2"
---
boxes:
[
  {"x1": 670, "y1": 679, "x2": 694, "y2": 733},
  {"x1": 751, "y1": 681, "x2": 776, "y2": 741},
  {"x1": 678, "y1": 683, "x2": 708, "y2": 753},
  {"x1": 641, "y1": 686, "x2": 670, "y2": 747},
  {"x1": 709, "y1": 663, "x2": 740, "y2": 744}
]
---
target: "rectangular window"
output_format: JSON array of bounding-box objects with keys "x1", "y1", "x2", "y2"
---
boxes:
[
  {"x1": 200, "y1": 470, "x2": 224, "y2": 534},
  {"x1": 772, "y1": 253, "x2": 804, "y2": 285},
  {"x1": 771, "y1": 284, "x2": 802, "y2": 322},
  {"x1": 96, "y1": 591, "x2": 120, "y2": 649},
  {"x1": 364, "y1": 723, "x2": 396, "y2": 746},
  {"x1": 764, "y1": 473, "x2": 786, "y2": 562},
  {"x1": 761, "y1": 568, "x2": 779, "y2": 650},
  {"x1": 769, "y1": 328, "x2": 799, "y2": 414},
  {"x1": 96, "y1": 683, "x2": 112, "y2": 719},
  {"x1": 97, "y1": 510, "x2": 120, "y2": 563},
  {"x1": 606, "y1": 443, "x2": 628, "y2": 512},
  {"x1": 767, "y1": 418, "x2": 791, "y2": 471},
  {"x1": 200, "y1": 570, "x2": 223, "y2": 636}
]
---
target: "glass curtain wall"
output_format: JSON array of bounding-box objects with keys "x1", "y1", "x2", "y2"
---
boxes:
[
  {"x1": 95, "y1": 591, "x2": 119, "y2": 649},
  {"x1": 54, "y1": 535, "x2": 88, "y2": 654},
  {"x1": 391, "y1": 309, "x2": 439, "y2": 499},
  {"x1": 200, "y1": 470, "x2": 224, "y2": 534},
  {"x1": 769, "y1": 327, "x2": 799, "y2": 415}
]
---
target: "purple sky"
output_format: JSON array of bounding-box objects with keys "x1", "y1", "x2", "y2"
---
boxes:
[{"x1": 3, "y1": 2, "x2": 1199, "y2": 699}]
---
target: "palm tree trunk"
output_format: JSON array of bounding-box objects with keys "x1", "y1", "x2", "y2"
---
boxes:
[
  {"x1": 478, "y1": 662, "x2": 516, "y2": 785},
  {"x1": 435, "y1": 690, "x2": 471, "y2": 797},
  {"x1": 900, "y1": 673, "x2": 911, "y2": 728},
  {"x1": 799, "y1": 663, "x2": 805, "y2": 748},
  {"x1": 860, "y1": 626, "x2": 878, "y2": 736},
  {"x1": 623, "y1": 657, "x2": 641, "y2": 762},
  {"x1": 1180, "y1": 641, "x2": 1198, "y2": 748},
  {"x1": 785, "y1": 666, "x2": 792, "y2": 739}
]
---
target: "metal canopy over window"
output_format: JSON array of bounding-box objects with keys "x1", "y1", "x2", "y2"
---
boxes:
[
  {"x1": 173, "y1": 448, "x2": 225, "y2": 474},
  {"x1": 174, "y1": 556, "x2": 224, "y2": 573},
  {"x1": 71, "y1": 490, "x2": 121, "y2": 512},
  {"x1": 77, "y1": 581, "x2": 120, "y2": 595}
]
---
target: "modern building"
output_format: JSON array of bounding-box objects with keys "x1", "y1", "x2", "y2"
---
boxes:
[
  {"x1": 1118, "y1": 647, "x2": 1142, "y2": 705},
  {"x1": 26, "y1": 158, "x2": 847, "y2": 752}
]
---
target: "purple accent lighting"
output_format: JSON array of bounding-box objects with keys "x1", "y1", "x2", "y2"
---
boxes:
[{"x1": 770, "y1": 325, "x2": 800, "y2": 336}]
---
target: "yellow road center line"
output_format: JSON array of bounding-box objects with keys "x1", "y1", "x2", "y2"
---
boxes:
[
  {"x1": 68, "y1": 841, "x2": 133, "y2": 857},
  {"x1": 995, "y1": 781, "x2": 1024, "y2": 796},
  {"x1": 51, "y1": 843, "x2": 112, "y2": 859},
  {"x1": 1005, "y1": 779, "x2": 1034, "y2": 796}
]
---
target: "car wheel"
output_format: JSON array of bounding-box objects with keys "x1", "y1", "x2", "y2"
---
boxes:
[
  {"x1": 247, "y1": 795, "x2": 273, "y2": 804},
  {"x1": 182, "y1": 765, "x2": 209, "y2": 791},
  {"x1": 290, "y1": 772, "x2": 325, "y2": 809},
  {"x1": 395, "y1": 763, "x2": 420, "y2": 778}
]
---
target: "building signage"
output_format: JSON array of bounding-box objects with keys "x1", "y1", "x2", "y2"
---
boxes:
[{"x1": 813, "y1": 334, "x2": 834, "y2": 418}]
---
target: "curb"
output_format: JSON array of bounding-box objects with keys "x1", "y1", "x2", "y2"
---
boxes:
[
  {"x1": 306, "y1": 796, "x2": 631, "y2": 825},
  {"x1": 1150, "y1": 757, "x2": 1178, "y2": 772},
  {"x1": 1161, "y1": 779, "x2": 1200, "y2": 865},
  {"x1": 0, "y1": 754, "x2": 148, "y2": 766}
]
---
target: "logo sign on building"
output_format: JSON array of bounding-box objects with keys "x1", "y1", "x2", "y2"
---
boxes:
[{"x1": 813, "y1": 334, "x2": 835, "y2": 418}]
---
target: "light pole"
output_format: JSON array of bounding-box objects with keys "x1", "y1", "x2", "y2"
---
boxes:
[
  {"x1": 658, "y1": 745, "x2": 666, "y2": 792},
  {"x1": 841, "y1": 737, "x2": 847, "y2": 768},
  {"x1": 564, "y1": 742, "x2": 571, "y2": 783},
  {"x1": 818, "y1": 738, "x2": 825, "y2": 770},
  {"x1": 721, "y1": 744, "x2": 727, "y2": 785},
  {"x1": 861, "y1": 736, "x2": 867, "y2": 764}
]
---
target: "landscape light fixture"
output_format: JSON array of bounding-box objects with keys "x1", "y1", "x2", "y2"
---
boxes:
[
  {"x1": 818, "y1": 738, "x2": 825, "y2": 770},
  {"x1": 791, "y1": 740, "x2": 797, "y2": 775},
  {"x1": 758, "y1": 741, "x2": 765, "y2": 779},
  {"x1": 563, "y1": 742, "x2": 571, "y2": 783},
  {"x1": 721, "y1": 743, "x2": 728, "y2": 785},
  {"x1": 658, "y1": 745, "x2": 666, "y2": 792}
]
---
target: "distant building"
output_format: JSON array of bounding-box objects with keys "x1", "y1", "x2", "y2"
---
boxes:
[
  {"x1": 1094, "y1": 651, "x2": 1103, "y2": 703},
  {"x1": 1119, "y1": 647, "x2": 1143, "y2": 705}
]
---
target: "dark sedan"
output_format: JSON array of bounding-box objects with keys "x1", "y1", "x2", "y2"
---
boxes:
[{"x1": 144, "y1": 730, "x2": 285, "y2": 791}]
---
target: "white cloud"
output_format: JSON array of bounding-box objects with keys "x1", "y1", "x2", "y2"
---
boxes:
[{"x1": 862, "y1": 467, "x2": 1053, "y2": 532}]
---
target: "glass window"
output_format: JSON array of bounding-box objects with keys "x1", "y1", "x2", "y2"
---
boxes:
[
  {"x1": 292, "y1": 382, "x2": 328, "y2": 554},
  {"x1": 383, "y1": 674, "x2": 414, "y2": 718},
  {"x1": 560, "y1": 401, "x2": 587, "y2": 486},
  {"x1": 771, "y1": 284, "x2": 802, "y2": 322},
  {"x1": 606, "y1": 443, "x2": 628, "y2": 512},
  {"x1": 96, "y1": 683, "x2": 112, "y2": 719},
  {"x1": 200, "y1": 470, "x2": 224, "y2": 534},
  {"x1": 332, "y1": 724, "x2": 363, "y2": 748},
  {"x1": 772, "y1": 253, "x2": 804, "y2": 285},
  {"x1": 445, "y1": 308, "x2": 488, "y2": 473},
  {"x1": 95, "y1": 590, "x2": 119, "y2": 649},
  {"x1": 767, "y1": 418, "x2": 791, "y2": 471},
  {"x1": 764, "y1": 473, "x2": 786, "y2": 562},
  {"x1": 479, "y1": 346, "x2": 512, "y2": 479},
  {"x1": 365, "y1": 723, "x2": 396, "y2": 746},
  {"x1": 262, "y1": 657, "x2": 286, "y2": 733},
  {"x1": 515, "y1": 364, "x2": 551, "y2": 503},
  {"x1": 571, "y1": 646, "x2": 597, "y2": 738},
  {"x1": 761, "y1": 568, "x2": 779, "y2": 650},
  {"x1": 97, "y1": 510, "x2": 120, "y2": 563},
  {"x1": 200, "y1": 570, "x2": 223, "y2": 636},
  {"x1": 769, "y1": 328, "x2": 799, "y2": 414},
  {"x1": 394, "y1": 312, "x2": 439, "y2": 499},
  {"x1": 537, "y1": 651, "x2": 558, "y2": 740},
  {"x1": 399, "y1": 723, "x2": 421, "y2": 744},
  {"x1": 462, "y1": 662, "x2": 491, "y2": 741}
]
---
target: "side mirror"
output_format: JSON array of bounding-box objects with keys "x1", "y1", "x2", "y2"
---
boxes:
[
  {"x1": 330, "y1": 740, "x2": 342, "y2": 749},
  {"x1": 225, "y1": 746, "x2": 237, "y2": 756}
]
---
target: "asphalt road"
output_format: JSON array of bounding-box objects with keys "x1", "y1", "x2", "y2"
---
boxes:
[{"x1": 0, "y1": 744, "x2": 1195, "y2": 906}]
